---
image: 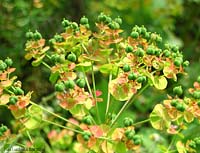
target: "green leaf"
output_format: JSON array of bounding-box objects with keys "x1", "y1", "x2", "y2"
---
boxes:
[
  {"x1": 25, "y1": 53, "x2": 33, "y2": 60},
  {"x1": 99, "y1": 48, "x2": 113, "y2": 56},
  {"x1": 176, "y1": 141, "x2": 187, "y2": 153},
  {"x1": 114, "y1": 142, "x2": 127, "y2": 153},
  {"x1": 157, "y1": 145, "x2": 168, "y2": 153},
  {"x1": 33, "y1": 137, "x2": 46, "y2": 149},
  {"x1": 152, "y1": 76, "x2": 168, "y2": 90},
  {"x1": 101, "y1": 141, "x2": 114, "y2": 153},
  {"x1": 11, "y1": 108, "x2": 26, "y2": 119},
  {"x1": 75, "y1": 62, "x2": 91, "y2": 72},
  {"x1": 150, "y1": 104, "x2": 171, "y2": 130},
  {"x1": 0, "y1": 94, "x2": 10, "y2": 105},
  {"x1": 31, "y1": 55, "x2": 45, "y2": 67},
  {"x1": 24, "y1": 105, "x2": 43, "y2": 129},
  {"x1": 109, "y1": 79, "x2": 133, "y2": 101},
  {"x1": 49, "y1": 71, "x2": 60, "y2": 84},
  {"x1": 184, "y1": 111, "x2": 194, "y2": 123},
  {"x1": 70, "y1": 104, "x2": 88, "y2": 118},
  {"x1": 100, "y1": 64, "x2": 118, "y2": 75},
  {"x1": 163, "y1": 65, "x2": 177, "y2": 81}
]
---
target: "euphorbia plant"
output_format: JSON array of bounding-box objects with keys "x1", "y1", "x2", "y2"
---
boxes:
[{"x1": 0, "y1": 13, "x2": 200, "y2": 152}]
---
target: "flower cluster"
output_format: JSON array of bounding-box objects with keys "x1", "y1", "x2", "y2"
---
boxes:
[
  {"x1": 176, "y1": 136, "x2": 200, "y2": 153},
  {"x1": 1, "y1": 13, "x2": 198, "y2": 153},
  {"x1": 0, "y1": 57, "x2": 44, "y2": 136},
  {"x1": 22, "y1": 13, "x2": 191, "y2": 152}
]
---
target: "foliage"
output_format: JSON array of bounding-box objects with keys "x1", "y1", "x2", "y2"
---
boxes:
[
  {"x1": 0, "y1": 0, "x2": 84, "y2": 101},
  {"x1": 0, "y1": 13, "x2": 200, "y2": 153},
  {"x1": 86, "y1": 0, "x2": 184, "y2": 43},
  {"x1": 1, "y1": 0, "x2": 200, "y2": 103},
  {"x1": 174, "y1": 0, "x2": 200, "y2": 61}
]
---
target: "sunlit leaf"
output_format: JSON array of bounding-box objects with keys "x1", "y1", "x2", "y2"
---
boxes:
[
  {"x1": 1, "y1": 80, "x2": 13, "y2": 88},
  {"x1": 112, "y1": 128, "x2": 124, "y2": 141},
  {"x1": 99, "y1": 48, "x2": 113, "y2": 56},
  {"x1": 184, "y1": 111, "x2": 194, "y2": 123},
  {"x1": 75, "y1": 62, "x2": 91, "y2": 72},
  {"x1": 25, "y1": 52, "x2": 33, "y2": 60},
  {"x1": 150, "y1": 104, "x2": 171, "y2": 130},
  {"x1": 24, "y1": 105, "x2": 43, "y2": 129},
  {"x1": 41, "y1": 46, "x2": 50, "y2": 53},
  {"x1": 11, "y1": 108, "x2": 26, "y2": 119},
  {"x1": 114, "y1": 142, "x2": 127, "y2": 153},
  {"x1": 83, "y1": 98, "x2": 93, "y2": 110},
  {"x1": 31, "y1": 55, "x2": 45, "y2": 67},
  {"x1": 99, "y1": 64, "x2": 118, "y2": 75},
  {"x1": 176, "y1": 141, "x2": 187, "y2": 153},
  {"x1": 0, "y1": 94, "x2": 10, "y2": 105},
  {"x1": 152, "y1": 76, "x2": 168, "y2": 90},
  {"x1": 70, "y1": 104, "x2": 88, "y2": 119},
  {"x1": 109, "y1": 79, "x2": 133, "y2": 101},
  {"x1": 163, "y1": 65, "x2": 177, "y2": 81},
  {"x1": 101, "y1": 141, "x2": 114, "y2": 153}
]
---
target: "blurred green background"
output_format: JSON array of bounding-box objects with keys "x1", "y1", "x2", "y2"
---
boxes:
[{"x1": 0, "y1": 0, "x2": 200, "y2": 152}]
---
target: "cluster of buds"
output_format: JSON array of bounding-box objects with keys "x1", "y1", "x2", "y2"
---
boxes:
[
  {"x1": 0, "y1": 55, "x2": 44, "y2": 139},
  {"x1": 176, "y1": 136, "x2": 200, "y2": 153},
  {"x1": 150, "y1": 76, "x2": 200, "y2": 148},
  {"x1": 2, "y1": 13, "x2": 192, "y2": 152}
]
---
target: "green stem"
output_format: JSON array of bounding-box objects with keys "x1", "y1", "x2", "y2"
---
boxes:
[
  {"x1": 46, "y1": 54, "x2": 51, "y2": 60},
  {"x1": 42, "y1": 61, "x2": 51, "y2": 69},
  {"x1": 82, "y1": 70, "x2": 93, "y2": 97},
  {"x1": 16, "y1": 143, "x2": 26, "y2": 148},
  {"x1": 4, "y1": 88, "x2": 14, "y2": 95},
  {"x1": 167, "y1": 135, "x2": 177, "y2": 152},
  {"x1": 132, "y1": 119, "x2": 150, "y2": 126},
  {"x1": 91, "y1": 62, "x2": 101, "y2": 124},
  {"x1": 43, "y1": 119, "x2": 112, "y2": 142},
  {"x1": 43, "y1": 119, "x2": 83, "y2": 134},
  {"x1": 81, "y1": 43, "x2": 89, "y2": 54},
  {"x1": 105, "y1": 73, "x2": 112, "y2": 117},
  {"x1": 29, "y1": 101, "x2": 80, "y2": 128},
  {"x1": 111, "y1": 83, "x2": 149, "y2": 127},
  {"x1": 81, "y1": 68, "x2": 97, "y2": 125},
  {"x1": 110, "y1": 96, "x2": 131, "y2": 127},
  {"x1": 26, "y1": 131, "x2": 33, "y2": 144}
]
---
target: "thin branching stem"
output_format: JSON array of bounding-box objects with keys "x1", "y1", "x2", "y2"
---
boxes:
[
  {"x1": 81, "y1": 69, "x2": 97, "y2": 125},
  {"x1": 4, "y1": 88, "x2": 14, "y2": 95},
  {"x1": 132, "y1": 119, "x2": 150, "y2": 126},
  {"x1": 43, "y1": 119, "x2": 83, "y2": 134},
  {"x1": 81, "y1": 43, "x2": 89, "y2": 54},
  {"x1": 45, "y1": 54, "x2": 51, "y2": 60},
  {"x1": 91, "y1": 62, "x2": 101, "y2": 124},
  {"x1": 42, "y1": 61, "x2": 51, "y2": 69},
  {"x1": 29, "y1": 101, "x2": 80, "y2": 128},
  {"x1": 26, "y1": 131, "x2": 33, "y2": 144},
  {"x1": 105, "y1": 72, "x2": 112, "y2": 117},
  {"x1": 82, "y1": 70, "x2": 93, "y2": 96},
  {"x1": 167, "y1": 134, "x2": 177, "y2": 152}
]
